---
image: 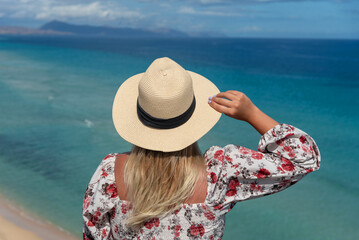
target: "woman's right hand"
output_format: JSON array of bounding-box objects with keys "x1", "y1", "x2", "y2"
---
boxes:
[
  {"x1": 208, "y1": 90, "x2": 257, "y2": 122},
  {"x1": 209, "y1": 90, "x2": 279, "y2": 135}
]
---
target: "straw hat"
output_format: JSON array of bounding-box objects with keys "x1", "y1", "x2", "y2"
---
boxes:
[{"x1": 112, "y1": 57, "x2": 221, "y2": 152}]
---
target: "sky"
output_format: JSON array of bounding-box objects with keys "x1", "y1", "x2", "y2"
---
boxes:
[{"x1": 0, "y1": 0, "x2": 358, "y2": 39}]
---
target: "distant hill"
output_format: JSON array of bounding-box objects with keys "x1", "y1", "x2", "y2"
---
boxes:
[
  {"x1": 39, "y1": 20, "x2": 190, "y2": 38},
  {"x1": 0, "y1": 26, "x2": 72, "y2": 36},
  {"x1": 0, "y1": 20, "x2": 226, "y2": 38}
]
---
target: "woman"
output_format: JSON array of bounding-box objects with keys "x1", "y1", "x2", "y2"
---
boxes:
[{"x1": 83, "y1": 57, "x2": 321, "y2": 239}]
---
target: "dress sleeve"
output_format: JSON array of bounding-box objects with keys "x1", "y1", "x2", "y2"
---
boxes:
[
  {"x1": 205, "y1": 123, "x2": 321, "y2": 215},
  {"x1": 83, "y1": 153, "x2": 119, "y2": 240}
]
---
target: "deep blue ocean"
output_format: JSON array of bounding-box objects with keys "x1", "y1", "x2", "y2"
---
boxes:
[{"x1": 0, "y1": 36, "x2": 358, "y2": 239}]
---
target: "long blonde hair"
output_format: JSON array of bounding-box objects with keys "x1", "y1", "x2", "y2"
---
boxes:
[{"x1": 123, "y1": 141, "x2": 205, "y2": 230}]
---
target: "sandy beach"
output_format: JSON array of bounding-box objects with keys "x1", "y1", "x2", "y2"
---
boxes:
[{"x1": 0, "y1": 195, "x2": 79, "y2": 240}]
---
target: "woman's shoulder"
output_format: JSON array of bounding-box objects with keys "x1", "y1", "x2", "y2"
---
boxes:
[
  {"x1": 203, "y1": 144, "x2": 239, "y2": 163},
  {"x1": 99, "y1": 152, "x2": 130, "y2": 165}
]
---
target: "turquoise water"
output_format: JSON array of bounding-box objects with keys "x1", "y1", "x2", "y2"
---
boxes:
[{"x1": 0, "y1": 36, "x2": 358, "y2": 239}]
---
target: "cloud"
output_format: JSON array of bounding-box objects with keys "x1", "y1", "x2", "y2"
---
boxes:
[
  {"x1": 2, "y1": 0, "x2": 143, "y2": 23},
  {"x1": 34, "y1": 2, "x2": 142, "y2": 20},
  {"x1": 178, "y1": 6, "x2": 243, "y2": 16}
]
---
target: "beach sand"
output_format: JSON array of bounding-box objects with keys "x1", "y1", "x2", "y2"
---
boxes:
[{"x1": 0, "y1": 195, "x2": 79, "y2": 240}]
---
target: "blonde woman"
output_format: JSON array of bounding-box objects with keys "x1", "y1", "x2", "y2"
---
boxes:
[{"x1": 82, "y1": 57, "x2": 321, "y2": 239}]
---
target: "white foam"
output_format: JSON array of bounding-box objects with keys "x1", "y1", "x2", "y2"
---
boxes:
[{"x1": 84, "y1": 119, "x2": 93, "y2": 128}]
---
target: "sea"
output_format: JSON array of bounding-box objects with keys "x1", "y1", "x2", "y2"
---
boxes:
[{"x1": 0, "y1": 36, "x2": 358, "y2": 240}]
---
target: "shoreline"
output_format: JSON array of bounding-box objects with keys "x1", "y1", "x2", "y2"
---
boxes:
[{"x1": 0, "y1": 194, "x2": 79, "y2": 240}]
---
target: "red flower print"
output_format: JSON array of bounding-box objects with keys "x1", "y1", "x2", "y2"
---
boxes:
[
  {"x1": 299, "y1": 135, "x2": 307, "y2": 144},
  {"x1": 87, "y1": 220, "x2": 94, "y2": 227},
  {"x1": 144, "y1": 218, "x2": 160, "y2": 229},
  {"x1": 306, "y1": 168, "x2": 313, "y2": 173},
  {"x1": 111, "y1": 206, "x2": 116, "y2": 219},
  {"x1": 271, "y1": 130, "x2": 276, "y2": 137},
  {"x1": 288, "y1": 151, "x2": 295, "y2": 158},
  {"x1": 154, "y1": 218, "x2": 160, "y2": 227},
  {"x1": 83, "y1": 196, "x2": 91, "y2": 210},
  {"x1": 285, "y1": 133, "x2": 294, "y2": 138},
  {"x1": 228, "y1": 178, "x2": 240, "y2": 189},
  {"x1": 103, "y1": 154, "x2": 113, "y2": 160},
  {"x1": 121, "y1": 203, "x2": 129, "y2": 214},
  {"x1": 83, "y1": 233, "x2": 91, "y2": 240},
  {"x1": 189, "y1": 224, "x2": 204, "y2": 237},
  {"x1": 283, "y1": 146, "x2": 293, "y2": 152},
  {"x1": 95, "y1": 210, "x2": 101, "y2": 216},
  {"x1": 250, "y1": 182, "x2": 262, "y2": 192},
  {"x1": 251, "y1": 152, "x2": 263, "y2": 160},
  {"x1": 239, "y1": 147, "x2": 251, "y2": 155},
  {"x1": 213, "y1": 204, "x2": 223, "y2": 210},
  {"x1": 101, "y1": 169, "x2": 108, "y2": 177},
  {"x1": 174, "y1": 225, "x2": 181, "y2": 237},
  {"x1": 106, "y1": 184, "x2": 118, "y2": 198},
  {"x1": 102, "y1": 229, "x2": 107, "y2": 238},
  {"x1": 226, "y1": 188, "x2": 237, "y2": 197},
  {"x1": 302, "y1": 144, "x2": 311, "y2": 154},
  {"x1": 90, "y1": 210, "x2": 101, "y2": 225},
  {"x1": 144, "y1": 221, "x2": 153, "y2": 229},
  {"x1": 204, "y1": 210, "x2": 215, "y2": 220},
  {"x1": 190, "y1": 224, "x2": 199, "y2": 236},
  {"x1": 198, "y1": 224, "x2": 205, "y2": 236},
  {"x1": 281, "y1": 157, "x2": 295, "y2": 171},
  {"x1": 214, "y1": 150, "x2": 224, "y2": 162},
  {"x1": 255, "y1": 168, "x2": 271, "y2": 178},
  {"x1": 226, "y1": 178, "x2": 240, "y2": 197},
  {"x1": 224, "y1": 156, "x2": 233, "y2": 162},
  {"x1": 276, "y1": 139, "x2": 284, "y2": 146},
  {"x1": 231, "y1": 163, "x2": 241, "y2": 168},
  {"x1": 277, "y1": 166, "x2": 285, "y2": 174},
  {"x1": 210, "y1": 172, "x2": 217, "y2": 183}
]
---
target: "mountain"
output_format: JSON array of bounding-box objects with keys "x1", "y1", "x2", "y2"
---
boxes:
[
  {"x1": 0, "y1": 26, "x2": 72, "y2": 36},
  {"x1": 39, "y1": 20, "x2": 190, "y2": 38}
]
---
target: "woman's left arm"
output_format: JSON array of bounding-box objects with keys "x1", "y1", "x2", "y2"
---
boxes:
[{"x1": 83, "y1": 154, "x2": 119, "y2": 239}]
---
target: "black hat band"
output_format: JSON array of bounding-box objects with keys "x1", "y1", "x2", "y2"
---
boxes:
[{"x1": 137, "y1": 96, "x2": 196, "y2": 129}]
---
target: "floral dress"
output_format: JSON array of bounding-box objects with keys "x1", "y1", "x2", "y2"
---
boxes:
[{"x1": 83, "y1": 123, "x2": 321, "y2": 240}]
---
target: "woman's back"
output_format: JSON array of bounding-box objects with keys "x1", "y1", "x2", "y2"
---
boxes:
[{"x1": 83, "y1": 123, "x2": 321, "y2": 239}]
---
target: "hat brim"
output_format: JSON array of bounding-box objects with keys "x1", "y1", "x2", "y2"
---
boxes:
[{"x1": 112, "y1": 70, "x2": 222, "y2": 152}]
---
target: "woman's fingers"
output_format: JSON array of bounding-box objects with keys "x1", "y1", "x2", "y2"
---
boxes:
[
  {"x1": 226, "y1": 90, "x2": 242, "y2": 96},
  {"x1": 209, "y1": 100, "x2": 232, "y2": 115},
  {"x1": 212, "y1": 95, "x2": 233, "y2": 107},
  {"x1": 215, "y1": 91, "x2": 237, "y2": 100}
]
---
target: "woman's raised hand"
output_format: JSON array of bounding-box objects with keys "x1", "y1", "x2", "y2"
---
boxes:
[
  {"x1": 208, "y1": 90, "x2": 279, "y2": 135},
  {"x1": 208, "y1": 90, "x2": 257, "y2": 122}
]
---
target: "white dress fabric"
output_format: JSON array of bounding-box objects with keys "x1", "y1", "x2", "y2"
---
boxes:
[{"x1": 83, "y1": 123, "x2": 321, "y2": 240}]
